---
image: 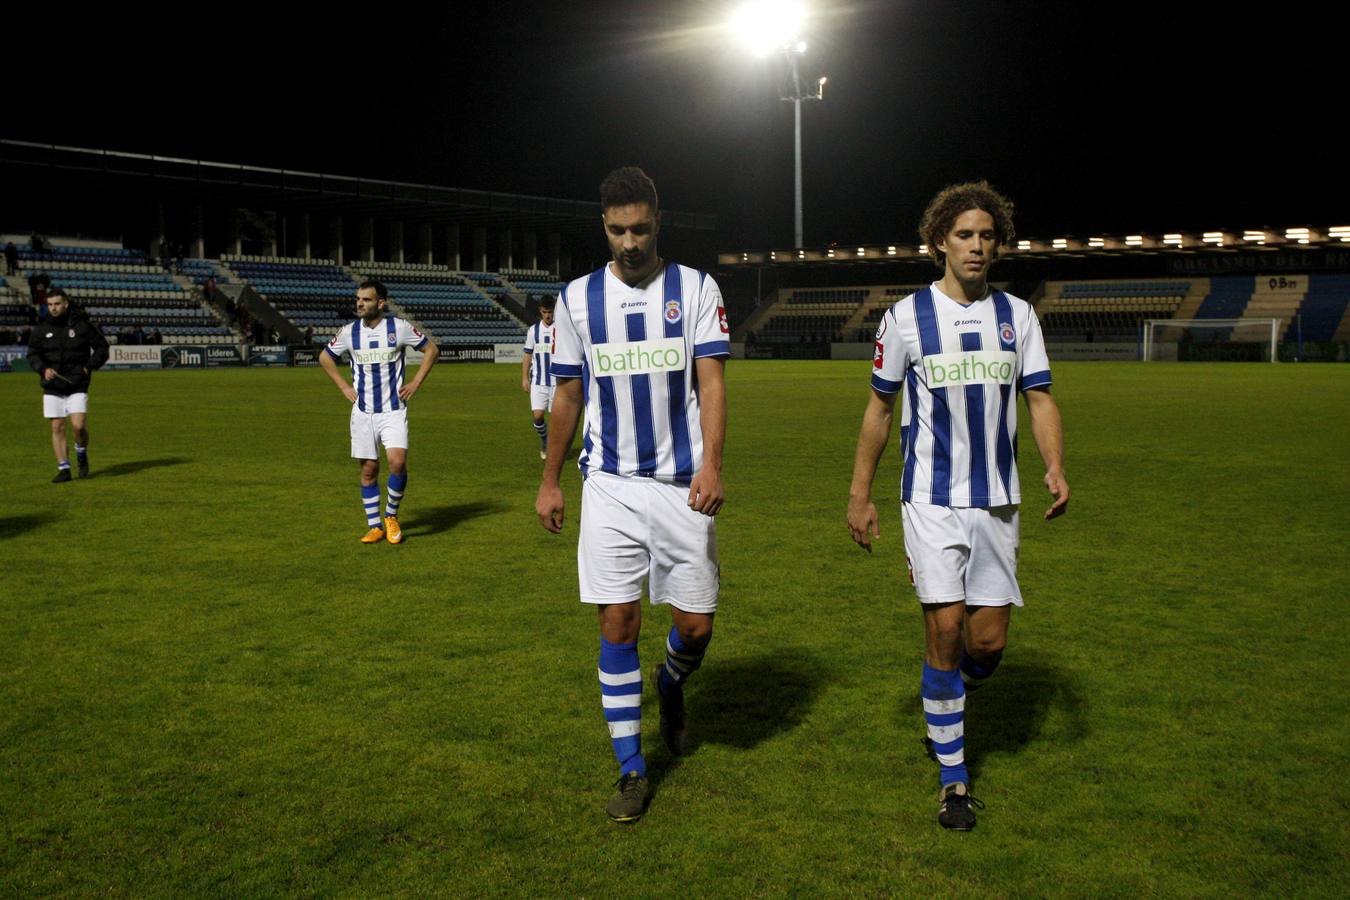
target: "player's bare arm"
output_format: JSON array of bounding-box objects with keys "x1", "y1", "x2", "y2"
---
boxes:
[
  {"x1": 521, "y1": 349, "x2": 533, "y2": 392},
  {"x1": 399, "y1": 340, "x2": 439, "y2": 402},
  {"x1": 847, "y1": 389, "x2": 897, "y2": 551},
  {"x1": 318, "y1": 350, "x2": 358, "y2": 404},
  {"x1": 687, "y1": 356, "x2": 726, "y2": 516},
  {"x1": 1025, "y1": 386, "x2": 1069, "y2": 519},
  {"x1": 536, "y1": 376, "x2": 582, "y2": 533}
]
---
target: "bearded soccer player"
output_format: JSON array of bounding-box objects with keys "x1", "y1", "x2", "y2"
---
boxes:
[
  {"x1": 847, "y1": 181, "x2": 1069, "y2": 830},
  {"x1": 521, "y1": 295, "x2": 557, "y2": 460},
  {"x1": 320, "y1": 279, "x2": 439, "y2": 544},
  {"x1": 27, "y1": 288, "x2": 109, "y2": 482},
  {"x1": 535, "y1": 166, "x2": 730, "y2": 823}
]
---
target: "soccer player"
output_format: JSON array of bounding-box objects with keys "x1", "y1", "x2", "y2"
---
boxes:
[
  {"x1": 521, "y1": 295, "x2": 557, "y2": 460},
  {"x1": 535, "y1": 166, "x2": 730, "y2": 824},
  {"x1": 27, "y1": 288, "x2": 109, "y2": 482},
  {"x1": 320, "y1": 279, "x2": 439, "y2": 544},
  {"x1": 846, "y1": 181, "x2": 1069, "y2": 831}
]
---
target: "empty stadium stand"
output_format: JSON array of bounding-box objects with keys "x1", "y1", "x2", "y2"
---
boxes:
[{"x1": 346, "y1": 261, "x2": 525, "y2": 346}]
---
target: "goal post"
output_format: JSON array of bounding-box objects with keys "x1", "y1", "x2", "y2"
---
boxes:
[{"x1": 1141, "y1": 318, "x2": 1281, "y2": 362}]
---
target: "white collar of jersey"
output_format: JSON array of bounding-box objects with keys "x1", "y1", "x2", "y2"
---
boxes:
[
  {"x1": 606, "y1": 259, "x2": 665, "y2": 291},
  {"x1": 931, "y1": 282, "x2": 992, "y2": 308}
]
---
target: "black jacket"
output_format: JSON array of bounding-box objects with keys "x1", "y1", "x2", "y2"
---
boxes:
[{"x1": 27, "y1": 308, "x2": 110, "y2": 396}]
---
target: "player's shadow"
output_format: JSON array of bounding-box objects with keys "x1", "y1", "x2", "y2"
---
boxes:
[
  {"x1": 0, "y1": 512, "x2": 55, "y2": 539},
  {"x1": 906, "y1": 655, "x2": 1087, "y2": 780},
  {"x1": 92, "y1": 457, "x2": 192, "y2": 479},
  {"x1": 646, "y1": 650, "x2": 828, "y2": 786},
  {"x1": 402, "y1": 501, "x2": 504, "y2": 537}
]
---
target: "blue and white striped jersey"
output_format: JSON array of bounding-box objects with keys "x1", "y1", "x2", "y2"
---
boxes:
[
  {"x1": 871, "y1": 284, "x2": 1051, "y2": 508},
  {"x1": 551, "y1": 262, "x2": 731, "y2": 485},
  {"x1": 325, "y1": 316, "x2": 428, "y2": 413},
  {"x1": 523, "y1": 321, "x2": 555, "y2": 386}
]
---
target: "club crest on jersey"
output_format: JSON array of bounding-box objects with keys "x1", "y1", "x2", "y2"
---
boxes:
[
  {"x1": 665, "y1": 299, "x2": 682, "y2": 323},
  {"x1": 1000, "y1": 322, "x2": 1016, "y2": 346}
]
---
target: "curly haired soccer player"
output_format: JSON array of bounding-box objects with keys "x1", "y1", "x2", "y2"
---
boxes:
[
  {"x1": 535, "y1": 166, "x2": 731, "y2": 824},
  {"x1": 847, "y1": 181, "x2": 1069, "y2": 830}
]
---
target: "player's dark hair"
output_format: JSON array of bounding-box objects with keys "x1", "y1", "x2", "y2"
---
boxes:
[
  {"x1": 358, "y1": 279, "x2": 388, "y2": 300},
  {"x1": 919, "y1": 180, "x2": 1016, "y2": 269},
  {"x1": 47, "y1": 286, "x2": 68, "y2": 301},
  {"x1": 600, "y1": 167, "x2": 658, "y2": 212},
  {"x1": 538, "y1": 294, "x2": 557, "y2": 310}
]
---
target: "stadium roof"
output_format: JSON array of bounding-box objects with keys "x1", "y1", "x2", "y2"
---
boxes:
[{"x1": 0, "y1": 140, "x2": 717, "y2": 237}]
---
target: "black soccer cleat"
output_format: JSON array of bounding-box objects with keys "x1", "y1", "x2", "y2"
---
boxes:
[
  {"x1": 52, "y1": 469, "x2": 72, "y2": 483},
  {"x1": 606, "y1": 770, "x2": 650, "y2": 824},
  {"x1": 77, "y1": 455, "x2": 89, "y2": 478},
  {"x1": 653, "y1": 664, "x2": 687, "y2": 755},
  {"x1": 937, "y1": 782, "x2": 984, "y2": 831}
]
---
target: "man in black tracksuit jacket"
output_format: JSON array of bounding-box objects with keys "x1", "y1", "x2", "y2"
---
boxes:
[{"x1": 27, "y1": 288, "x2": 110, "y2": 482}]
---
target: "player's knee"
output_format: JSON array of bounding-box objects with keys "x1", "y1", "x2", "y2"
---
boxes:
[
  {"x1": 968, "y1": 633, "x2": 1006, "y2": 657},
  {"x1": 675, "y1": 618, "x2": 713, "y2": 648},
  {"x1": 929, "y1": 620, "x2": 965, "y2": 655},
  {"x1": 50, "y1": 419, "x2": 65, "y2": 435}
]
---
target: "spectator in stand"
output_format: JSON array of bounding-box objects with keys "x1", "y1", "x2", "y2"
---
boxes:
[
  {"x1": 204, "y1": 275, "x2": 217, "y2": 302},
  {"x1": 147, "y1": 328, "x2": 162, "y2": 345},
  {"x1": 304, "y1": 325, "x2": 314, "y2": 345},
  {"x1": 3, "y1": 242, "x2": 16, "y2": 276}
]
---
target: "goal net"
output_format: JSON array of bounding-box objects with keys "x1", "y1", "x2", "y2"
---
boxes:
[{"x1": 1141, "y1": 318, "x2": 1281, "y2": 362}]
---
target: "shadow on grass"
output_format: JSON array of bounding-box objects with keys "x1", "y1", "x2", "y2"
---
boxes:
[
  {"x1": 647, "y1": 650, "x2": 830, "y2": 789},
  {"x1": 403, "y1": 501, "x2": 505, "y2": 537},
  {"x1": 0, "y1": 512, "x2": 56, "y2": 539},
  {"x1": 955, "y1": 656, "x2": 1088, "y2": 779},
  {"x1": 91, "y1": 456, "x2": 192, "y2": 479}
]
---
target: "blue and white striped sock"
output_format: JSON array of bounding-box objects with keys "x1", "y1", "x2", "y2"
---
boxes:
[
  {"x1": 74, "y1": 443, "x2": 87, "y2": 462},
  {"x1": 960, "y1": 650, "x2": 1003, "y2": 691},
  {"x1": 385, "y1": 472, "x2": 406, "y2": 518},
  {"x1": 360, "y1": 483, "x2": 381, "y2": 528},
  {"x1": 599, "y1": 638, "x2": 645, "y2": 777},
  {"x1": 57, "y1": 460, "x2": 71, "y2": 471},
  {"x1": 533, "y1": 419, "x2": 548, "y2": 447},
  {"x1": 657, "y1": 627, "x2": 708, "y2": 695},
  {"x1": 922, "y1": 663, "x2": 968, "y2": 786}
]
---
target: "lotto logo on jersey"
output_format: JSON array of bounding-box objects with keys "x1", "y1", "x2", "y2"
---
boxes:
[
  {"x1": 717, "y1": 305, "x2": 729, "y2": 333},
  {"x1": 922, "y1": 351, "x2": 1018, "y2": 386},
  {"x1": 592, "y1": 338, "x2": 687, "y2": 376}
]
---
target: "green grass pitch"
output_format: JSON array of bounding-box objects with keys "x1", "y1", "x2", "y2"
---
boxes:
[{"x1": 2, "y1": 361, "x2": 1347, "y2": 896}]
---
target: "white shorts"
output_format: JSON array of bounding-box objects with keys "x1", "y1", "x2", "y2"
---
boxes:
[
  {"x1": 350, "y1": 406, "x2": 409, "y2": 459},
  {"x1": 529, "y1": 383, "x2": 555, "y2": 413},
  {"x1": 43, "y1": 393, "x2": 89, "y2": 418},
  {"x1": 902, "y1": 501, "x2": 1022, "y2": 607},
  {"x1": 578, "y1": 472, "x2": 719, "y2": 613}
]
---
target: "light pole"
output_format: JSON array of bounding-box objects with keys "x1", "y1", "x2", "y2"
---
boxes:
[
  {"x1": 730, "y1": 2, "x2": 827, "y2": 248},
  {"x1": 781, "y1": 44, "x2": 826, "y2": 248}
]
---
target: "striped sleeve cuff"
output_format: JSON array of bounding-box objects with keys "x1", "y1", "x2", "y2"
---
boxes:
[
  {"x1": 413, "y1": 337, "x2": 429, "y2": 350},
  {"x1": 324, "y1": 346, "x2": 343, "y2": 360},
  {"x1": 871, "y1": 373, "x2": 902, "y2": 394},
  {"x1": 693, "y1": 340, "x2": 731, "y2": 358},
  {"x1": 1019, "y1": 370, "x2": 1052, "y2": 392},
  {"x1": 551, "y1": 362, "x2": 583, "y2": 377}
]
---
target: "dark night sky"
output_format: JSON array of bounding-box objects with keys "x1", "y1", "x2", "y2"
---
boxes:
[{"x1": 4, "y1": 2, "x2": 1342, "y2": 249}]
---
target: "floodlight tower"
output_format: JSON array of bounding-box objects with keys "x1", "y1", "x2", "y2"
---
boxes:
[{"x1": 731, "y1": 1, "x2": 827, "y2": 248}]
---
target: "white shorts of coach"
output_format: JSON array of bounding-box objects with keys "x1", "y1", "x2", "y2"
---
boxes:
[
  {"x1": 578, "y1": 471, "x2": 719, "y2": 613},
  {"x1": 350, "y1": 406, "x2": 409, "y2": 459},
  {"x1": 43, "y1": 393, "x2": 89, "y2": 418},
  {"x1": 902, "y1": 501, "x2": 1023, "y2": 607},
  {"x1": 529, "y1": 383, "x2": 555, "y2": 413}
]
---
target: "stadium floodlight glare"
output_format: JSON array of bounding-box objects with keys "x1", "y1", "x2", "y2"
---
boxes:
[
  {"x1": 1243, "y1": 230, "x2": 1267, "y2": 244},
  {"x1": 1088, "y1": 237, "x2": 1105, "y2": 248},
  {"x1": 1163, "y1": 233, "x2": 1184, "y2": 246},
  {"x1": 1285, "y1": 227, "x2": 1311, "y2": 244},
  {"x1": 919, "y1": 243, "x2": 928, "y2": 255},
  {"x1": 1330, "y1": 226, "x2": 1350, "y2": 242},
  {"x1": 1053, "y1": 238, "x2": 1068, "y2": 249},
  {"x1": 730, "y1": 0, "x2": 807, "y2": 57},
  {"x1": 886, "y1": 245, "x2": 897, "y2": 255},
  {"x1": 1126, "y1": 235, "x2": 1144, "y2": 246},
  {"x1": 733, "y1": 1, "x2": 824, "y2": 248},
  {"x1": 1017, "y1": 240, "x2": 1031, "y2": 250},
  {"x1": 1203, "y1": 231, "x2": 1225, "y2": 245}
]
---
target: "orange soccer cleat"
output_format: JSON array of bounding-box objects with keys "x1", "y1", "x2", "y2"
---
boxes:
[
  {"x1": 361, "y1": 526, "x2": 386, "y2": 544},
  {"x1": 384, "y1": 516, "x2": 404, "y2": 544}
]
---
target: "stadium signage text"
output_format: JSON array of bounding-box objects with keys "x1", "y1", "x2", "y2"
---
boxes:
[
  {"x1": 206, "y1": 346, "x2": 244, "y2": 367},
  {"x1": 108, "y1": 345, "x2": 162, "y2": 366},
  {"x1": 923, "y1": 351, "x2": 1017, "y2": 386},
  {"x1": 592, "y1": 338, "x2": 686, "y2": 376}
]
